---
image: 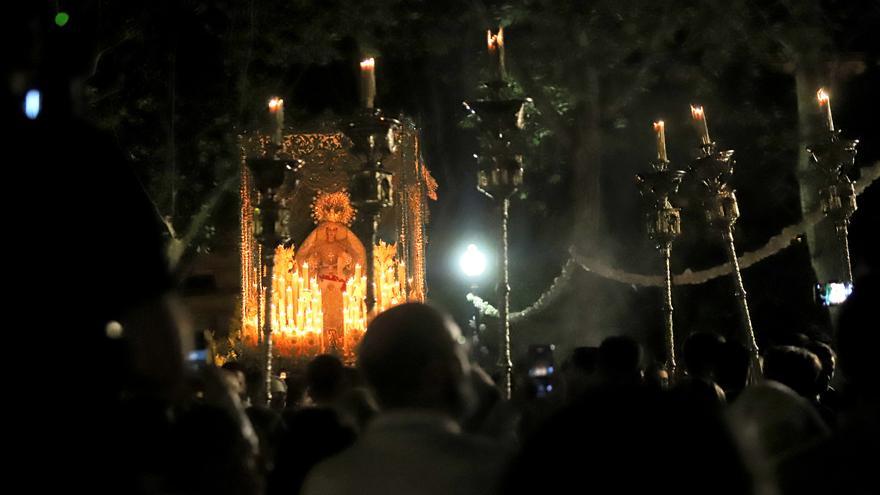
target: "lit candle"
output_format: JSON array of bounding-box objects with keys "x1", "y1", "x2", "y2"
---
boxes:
[
  {"x1": 487, "y1": 27, "x2": 506, "y2": 81},
  {"x1": 690, "y1": 105, "x2": 711, "y2": 146},
  {"x1": 268, "y1": 97, "x2": 284, "y2": 146},
  {"x1": 653, "y1": 121, "x2": 668, "y2": 163},
  {"x1": 360, "y1": 58, "x2": 376, "y2": 109},
  {"x1": 817, "y1": 88, "x2": 835, "y2": 132}
]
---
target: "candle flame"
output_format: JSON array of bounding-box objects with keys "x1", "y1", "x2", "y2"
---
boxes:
[
  {"x1": 268, "y1": 97, "x2": 283, "y2": 112},
  {"x1": 653, "y1": 121, "x2": 665, "y2": 132},
  {"x1": 817, "y1": 88, "x2": 830, "y2": 105},
  {"x1": 690, "y1": 105, "x2": 705, "y2": 120},
  {"x1": 487, "y1": 27, "x2": 504, "y2": 51},
  {"x1": 360, "y1": 58, "x2": 375, "y2": 70}
]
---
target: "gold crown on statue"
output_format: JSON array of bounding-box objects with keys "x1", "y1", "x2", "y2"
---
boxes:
[{"x1": 311, "y1": 190, "x2": 356, "y2": 226}]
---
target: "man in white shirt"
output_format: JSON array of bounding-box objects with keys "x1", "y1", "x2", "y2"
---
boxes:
[{"x1": 302, "y1": 303, "x2": 509, "y2": 495}]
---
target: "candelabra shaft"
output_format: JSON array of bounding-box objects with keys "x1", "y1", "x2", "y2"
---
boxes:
[
  {"x1": 261, "y1": 248, "x2": 275, "y2": 406},
  {"x1": 661, "y1": 244, "x2": 676, "y2": 376},
  {"x1": 497, "y1": 198, "x2": 513, "y2": 400},
  {"x1": 364, "y1": 213, "x2": 379, "y2": 313},
  {"x1": 836, "y1": 223, "x2": 854, "y2": 283},
  {"x1": 721, "y1": 227, "x2": 762, "y2": 381}
]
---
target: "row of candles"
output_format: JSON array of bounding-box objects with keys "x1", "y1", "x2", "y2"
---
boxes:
[
  {"x1": 271, "y1": 248, "x2": 325, "y2": 339},
  {"x1": 266, "y1": 26, "x2": 509, "y2": 140},
  {"x1": 652, "y1": 88, "x2": 837, "y2": 161},
  {"x1": 265, "y1": 58, "x2": 377, "y2": 146},
  {"x1": 489, "y1": 26, "x2": 840, "y2": 160},
  {"x1": 271, "y1": 27, "x2": 837, "y2": 160},
  {"x1": 265, "y1": 246, "x2": 406, "y2": 339},
  {"x1": 372, "y1": 241, "x2": 406, "y2": 313},
  {"x1": 342, "y1": 263, "x2": 368, "y2": 336}
]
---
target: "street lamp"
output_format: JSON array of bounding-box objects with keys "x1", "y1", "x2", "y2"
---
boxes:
[
  {"x1": 459, "y1": 244, "x2": 487, "y2": 279},
  {"x1": 459, "y1": 243, "x2": 488, "y2": 362}
]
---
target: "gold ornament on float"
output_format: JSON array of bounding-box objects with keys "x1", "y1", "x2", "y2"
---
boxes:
[{"x1": 311, "y1": 190, "x2": 357, "y2": 226}]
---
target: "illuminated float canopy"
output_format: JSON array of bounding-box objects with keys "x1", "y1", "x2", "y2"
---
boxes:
[{"x1": 240, "y1": 118, "x2": 437, "y2": 364}]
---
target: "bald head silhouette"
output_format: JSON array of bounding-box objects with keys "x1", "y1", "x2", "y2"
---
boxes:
[{"x1": 358, "y1": 303, "x2": 470, "y2": 415}]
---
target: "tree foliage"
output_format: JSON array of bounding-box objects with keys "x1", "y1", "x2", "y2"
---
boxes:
[{"x1": 83, "y1": 0, "x2": 878, "y2": 352}]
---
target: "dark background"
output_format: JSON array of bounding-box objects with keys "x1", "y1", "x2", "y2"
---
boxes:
[{"x1": 11, "y1": 0, "x2": 879, "y2": 369}]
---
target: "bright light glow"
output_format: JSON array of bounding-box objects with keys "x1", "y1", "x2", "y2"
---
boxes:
[
  {"x1": 55, "y1": 12, "x2": 70, "y2": 27},
  {"x1": 826, "y1": 282, "x2": 853, "y2": 305},
  {"x1": 487, "y1": 27, "x2": 504, "y2": 50},
  {"x1": 690, "y1": 105, "x2": 705, "y2": 120},
  {"x1": 105, "y1": 320, "x2": 123, "y2": 339},
  {"x1": 459, "y1": 244, "x2": 487, "y2": 278},
  {"x1": 268, "y1": 97, "x2": 283, "y2": 112},
  {"x1": 360, "y1": 58, "x2": 375, "y2": 70},
  {"x1": 24, "y1": 89, "x2": 40, "y2": 119},
  {"x1": 817, "y1": 88, "x2": 830, "y2": 105}
]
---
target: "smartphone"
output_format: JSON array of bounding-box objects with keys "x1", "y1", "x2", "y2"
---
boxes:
[
  {"x1": 815, "y1": 281, "x2": 853, "y2": 306},
  {"x1": 527, "y1": 344, "x2": 556, "y2": 398},
  {"x1": 187, "y1": 349, "x2": 209, "y2": 370},
  {"x1": 187, "y1": 330, "x2": 210, "y2": 370}
]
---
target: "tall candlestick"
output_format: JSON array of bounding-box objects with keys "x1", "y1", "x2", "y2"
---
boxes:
[
  {"x1": 653, "y1": 121, "x2": 668, "y2": 163},
  {"x1": 360, "y1": 58, "x2": 376, "y2": 109},
  {"x1": 817, "y1": 88, "x2": 835, "y2": 132},
  {"x1": 268, "y1": 97, "x2": 284, "y2": 146},
  {"x1": 690, "y1": 105, "x2": 711, "y2": 146},
  {"x1": 487, "y1": 27, "x2": 506, "y2": 81}
]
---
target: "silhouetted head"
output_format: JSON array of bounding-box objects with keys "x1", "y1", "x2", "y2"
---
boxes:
[
  {"x1": 728, "y1": 381, "x2": 829, "y2": 483},
  {"x1": 357, "y1": 303, "x2": 471, "y2": 417},
  {"x1": 804, "y1": 341, "x2": 835, "y2": 393},
  {"x1": 568, "y1": 346, "x2": 599, "y2": 374},
  {"x1": 563, "y1": 346, "x2": 599, "y2": 400},
  {"x1": 763, "y1": 346, "x2": 822, "y2": 398},
  {"x1": 715, "y1": 340, "x2": 751, "y2": 401},
  {"x1": 306, "y1": 354, "x2": 346, "y2": 405},
  {"x1": 683, "y1": 332, "x2": 726, "y2": 381},
  {"x1": 775, "y1": 332, "x2": 811, "y2": 348},
  {"x1": 221, "y1": 362, "x2": 248, "y2": 400},
  {"x1": 670, "y1": 376, "x2": 726, "y2": 408},
  {"x1": 597, "y1": 336, "x2": 642, "y2": 385},
  {"x1": 503, "y1": 385, "x2": 754, "y2": 495}
]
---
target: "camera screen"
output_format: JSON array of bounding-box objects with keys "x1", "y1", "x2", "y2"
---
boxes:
[
  {"x1": 528, "y1": 363, "x2": 554, "y2": 378},
  {"x1": 816, "y1": 282, "x2": 853, "y2": 306},
  {"x1": 527, "y1": 344, "x2": 555, "y2": 378},
  {"x1": 187, "y1": 349, "x2": 208, "y2": 363}
]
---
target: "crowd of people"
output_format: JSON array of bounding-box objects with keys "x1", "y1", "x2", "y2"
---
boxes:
[{"x1": 83, "y1": 271, "x2": 876, "y2": 495}]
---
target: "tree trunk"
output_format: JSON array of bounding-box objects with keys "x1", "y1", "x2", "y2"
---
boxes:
[
  {"x1": 565, "y1": 67, "x2": 603, "y2": 343},
  {"x1": 572, "y1": 68, "x2": 602, "y2": 253}
]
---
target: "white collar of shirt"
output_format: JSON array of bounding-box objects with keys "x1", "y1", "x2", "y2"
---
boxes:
[{"x1": 367, "y1": 411, "x2": 462, "y2": 435}]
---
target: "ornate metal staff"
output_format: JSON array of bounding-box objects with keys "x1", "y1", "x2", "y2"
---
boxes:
[
  {"x1": 247, "y1": 140, "x2": 298, "y2": 405},
  {"x1": 346, "y1": 109, "x2": 398, "y2": 313},
  {"x1": 466, "y1": 27, "x2": 528, "y2": 399},
  {"x1": 636, "y1": 151, "x2": 685, "y2": 377},
  {"x1": 689, "y1": 138, "x2": 762, "y2": 380},
  {"x1": 807, "y1": 89, "x2": 859, "y2": 285}
]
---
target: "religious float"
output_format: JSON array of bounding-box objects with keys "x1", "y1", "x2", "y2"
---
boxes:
[{"x1": 239, "y1": 88, "x2": 437, "y2": 366}]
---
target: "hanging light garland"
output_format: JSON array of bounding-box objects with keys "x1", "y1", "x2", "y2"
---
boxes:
[{"x1": 469, "y1": 162, "x2": 880, "y2": 319}]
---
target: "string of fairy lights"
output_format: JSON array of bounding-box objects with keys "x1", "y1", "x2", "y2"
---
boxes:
[{"x1": 469, "y1": 161, "x2": 880, "y2": 320}]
